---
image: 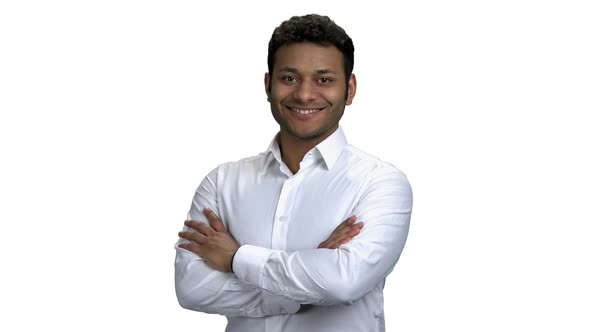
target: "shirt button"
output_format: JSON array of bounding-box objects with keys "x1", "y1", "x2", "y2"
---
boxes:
[{"x1": 279, "y1": 216, "x2": 287, "y2": 222}]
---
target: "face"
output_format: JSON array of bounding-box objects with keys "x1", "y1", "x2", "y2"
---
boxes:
[{"x1": 265, "y1": 42, "x2": 356, "y2": 142}]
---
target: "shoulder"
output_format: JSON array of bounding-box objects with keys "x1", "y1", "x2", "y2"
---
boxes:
[
  {"x1": 196, "y1": 152, "x2": 269, "y2": 193},
  {"x1": 344, "y1": 145, "x2": 413, "y2": 212},
  {"x1": 344, "y1": 145, "x2": 410, "y2": 182},
  {"x1": 213, "y1": 151, "x2": 270, "y2": 177}
]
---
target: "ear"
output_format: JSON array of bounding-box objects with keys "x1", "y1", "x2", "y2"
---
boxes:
[
  {"x1": 264, "y1": 73, "x2": 271, "y2": 102},
  {"x1": 345, "y1": 73, "x2": 357, "y2": 106}
]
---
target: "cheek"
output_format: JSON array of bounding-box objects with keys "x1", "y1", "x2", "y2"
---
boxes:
[
  {"x1": 269, "y1": 95, "x2": 284, "y2": 114},
  {"x1": 325, "y1": 90, "x2": 346, "y2": 105},
  {"x1": 323, "y1": 84, "x2": 347, "y2": 100},
  {"x1": 269, "y1": 88, "x2": 291, "y2": 106},
  {"x1": 269, "y1": 94, "x2": 282, "y2": 108},
  {"x1": 272, "y1": 84, "x2": 290, "y2": 97}
]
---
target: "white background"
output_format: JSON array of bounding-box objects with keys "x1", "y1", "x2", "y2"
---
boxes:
[{"x1": 1, "y1": 1, "x2": 589, "y2": 331}]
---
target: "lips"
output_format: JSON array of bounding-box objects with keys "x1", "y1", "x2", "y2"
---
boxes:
[
  {"x1": 291, "y1": 108, "x2": 322, "y2": 115},
  {"x1": 286, "y1": 106, "x2": 325, "y2": 117}
]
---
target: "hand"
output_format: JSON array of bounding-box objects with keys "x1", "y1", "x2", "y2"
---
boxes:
[
  {"x1": 178, "y1": 208, "x2": 238, "y2": 273},
  {"x1": 318, "y1": 215, "x2": 363, "y2": 249},
  {"x1": 301, "y1": 215, "x2": 362, "y2": 314}
]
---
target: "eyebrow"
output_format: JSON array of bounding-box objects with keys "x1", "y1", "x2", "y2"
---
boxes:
[
  {"x1": 278, "y1": 66, "x2": 337, "y2": 75},
  {"x1": 316, "y1": 68, "x2": 337, "y2": 75}
]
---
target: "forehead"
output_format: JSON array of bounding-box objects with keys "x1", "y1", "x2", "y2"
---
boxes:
[{"x1": 274, "y1": 42, "x2": 344, "y2": 74}]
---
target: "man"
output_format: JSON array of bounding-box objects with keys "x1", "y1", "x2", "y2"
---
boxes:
[{"x1": 175, "y1": 14, "x2": 412, "y2": 332}]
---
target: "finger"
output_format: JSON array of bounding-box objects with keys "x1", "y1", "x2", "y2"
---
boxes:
[
  {"x1": 178, "y1": 243, "x2": 202, "y2": 256},
  {"x1": 335, "y1": 215, "x2": 356, "y2": 232},
  {"x1": 331, "y1": 217, "x2": 360, "y2": 239},
  {"x1": 341, "y1": 220, "x2": 363, "y2": 233},
  {"x1": 325, "y1": 234, "x2": 354, "y2": 249},
  {"x1": 204, "y1": 208, "x2": 227, "y2": 233},
  {"x1": 330, "y1": 216, "x2": 353, "y2": 234},
  {"x1": 332, "y1": 222, "x2": 364, "y2": 244},
  {"x1": 329, "y1": 216, "x2": 356, "y2": 238},
  {"x1": 318, "y1": 240, "x2": 337, "y2": 249},
  {"x1": 347, "y1": 226, "x2": 361, "y2": 237},
  {"x1": 338, "y1": 228, "x2": 365, "y2": 246},
  {"x1": 178, "y1": 231, "x2": 208, "y2": 244},
  {"x1": 330, "y1": 230, "x2": 357, "y2": 246},
  {"x1": 185, "y1": 220, "x2": 215, "y2": 237},
  {"x1": 344, "y1": 222, "x2": 363, "y2": 238},
  {"x1": 318, "y1": 238, "x2": 338, "y2": 249},
  {"x1": 339, "y1": 237, "x2": 352, "y2": 245},
  {"x1": 352, "y1": 221, "x2": 364, "y2": 230},
  {"x1": 318, "y1": 216, "x2": 358, "y2": 249}
]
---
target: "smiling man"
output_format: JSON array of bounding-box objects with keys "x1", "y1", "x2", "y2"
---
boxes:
[
  {"x1": 266, "y1": 41, "x2": 354, "y2": 174},
  {"x1": 175, "y1": 14, "x2": 412, "y2": 332}
]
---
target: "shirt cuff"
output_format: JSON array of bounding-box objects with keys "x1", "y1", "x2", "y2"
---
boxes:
[{"x1": 233, "y1": 244, "x2": 273, "y2": 288}]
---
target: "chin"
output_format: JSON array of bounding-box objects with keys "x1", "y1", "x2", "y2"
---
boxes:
[{"x1": 289, "y1": 128, "x2": 324, "y2": 140}]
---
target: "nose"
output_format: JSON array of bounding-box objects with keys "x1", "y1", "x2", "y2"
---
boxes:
[{"x1": 293, "y1": 79, "x2": 317, "y2": 102}]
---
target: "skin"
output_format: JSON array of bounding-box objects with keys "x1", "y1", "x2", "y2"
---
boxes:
[
  {"x1": 179, "y1": 209, "x2": 363, "y2": 273},
  {"x1": 265, "y1": 42, "x2": 356, "y2": 174},
  {"x1": 178, "y1": 42, "x2": 361, "y2": 273}
]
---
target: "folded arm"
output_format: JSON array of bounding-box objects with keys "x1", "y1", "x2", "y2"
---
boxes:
[
  {"x1": 175, "y1": 168, "x2": 364, "y2": 316},
  {"x1": 232, "y1": 166, "x2": 412, "y2": 305},
  {"x1": 174, "y1": 168, "x2": 300, "y2": 317}
]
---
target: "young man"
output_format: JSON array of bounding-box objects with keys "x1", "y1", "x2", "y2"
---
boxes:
[{"x1": 175, "y1": 14, "x2": 412, "y2": 332}]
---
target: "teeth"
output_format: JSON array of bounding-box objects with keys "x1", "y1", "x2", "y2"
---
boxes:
[{"x1": 293, "y1": 108, "x2": 321, "y2": 115}]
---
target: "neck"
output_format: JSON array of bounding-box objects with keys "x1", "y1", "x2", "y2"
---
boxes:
[{"x1": 278, "y1": 126, "x2": 337, "y2": 174}]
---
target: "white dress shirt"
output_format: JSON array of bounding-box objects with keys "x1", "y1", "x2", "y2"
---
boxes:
[{"x1": 175, "y1": 127, "x2": 412, "y2": 332}]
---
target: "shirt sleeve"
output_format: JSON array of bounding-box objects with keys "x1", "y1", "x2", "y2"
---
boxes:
[
  {"x1": 174, "y1": 166, "x2": 301, "y2": 317},
  {"x1": 232, "y1": 165, "x2": 413, "y2": 305}
]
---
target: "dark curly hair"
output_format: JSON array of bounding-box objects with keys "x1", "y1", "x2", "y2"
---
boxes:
[{"x1": 267, "y1": 14, "x2": 355, "y2": 94}]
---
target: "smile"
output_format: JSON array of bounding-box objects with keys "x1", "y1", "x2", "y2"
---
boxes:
[{"x1": 288, "y1": 107, "x2": 324, "y2": 115}]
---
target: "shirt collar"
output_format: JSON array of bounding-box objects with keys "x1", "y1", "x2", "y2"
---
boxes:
[
  {"x1": 314, "y1": 126, "x2": 348, "y2": 170},
  {"x1": 265, "y1": 133, "x2": 282, "y2": 168},
  {"x1": 264, "y1": 126, "x2": 348, "y2": 171}
]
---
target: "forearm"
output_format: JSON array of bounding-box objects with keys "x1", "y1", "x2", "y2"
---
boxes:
[
  {"x1": 175, "y1": 166, "x2": 300, "y2": 317},
  {"x1": 175, "y1": 246, "x2": 300, "y2": 317},
  {"x1": 232, "y1": 168, "x2": 413, "y2": 305},
  {"x1": 232, "y1": 213, "x2": 410, "y2": 305}
]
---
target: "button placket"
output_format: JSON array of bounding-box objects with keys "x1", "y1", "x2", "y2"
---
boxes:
[{"x1": 270, "y1": 179, "x2": 296, "y2": 250}]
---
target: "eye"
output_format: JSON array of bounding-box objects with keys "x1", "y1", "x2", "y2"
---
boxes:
[
  {"x1": 318, "y1": 77, "x2": 332, "y2": 84},
  {"x1": 281, "y1": 76, "x2": 296, "y2": 82}
]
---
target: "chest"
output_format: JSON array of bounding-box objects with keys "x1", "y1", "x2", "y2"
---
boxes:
[{"x1": 218, "y1": 168, "x2": 366, "y2": 250}]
